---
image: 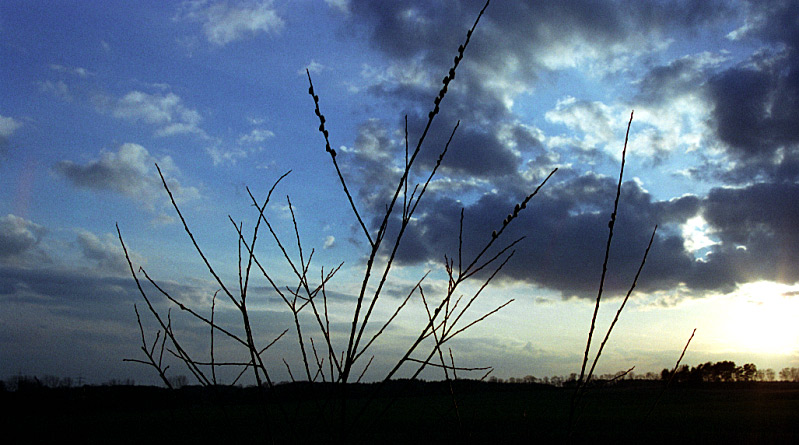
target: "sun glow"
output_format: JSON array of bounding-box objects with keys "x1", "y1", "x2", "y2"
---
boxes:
[{"x1": 724, "y1": 282, "x2": 799, "y2": 355}]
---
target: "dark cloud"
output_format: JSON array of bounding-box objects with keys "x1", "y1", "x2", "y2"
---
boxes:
[
  {"x1": 699, "y1": 182, "x2": 799, "y2": 285},
  {"x1": 380, "y1": 174, "x2": 694, "y2": 299},
  {"x1": 0, "y1": 260, "x2": 293, "y2": 384},
  {"x1": 349, "y1": 0, "x2": 735, "y2": 73},
  {"x1": 369, "y1": 172, "x2": 799, "y2": 300},
  {"x1": 0, "y1": 265, "x2": 136, "y2": 308},
  {"x1": 54, "y1": 143, "x2": 157, "y2": 196},
  {"x1": 75, "y1": 231, "x2": 131, "y2": 276},
  {"x1": 339, "y1": 0, "x2": 738, "y2": 200},
  {"x1": 635, "y1": 53, "x2": 721, "y2": 105},
  {"x1": 0, "y1": 214, "x2": 47, "y2": 261},
  {"x1": 343, "y1": 1, "x2": 732, "y2": 190},
  {"x1": 338, "y1": 118, "x2": 403, "y2": 215},
  {"x1": 704, "y1": 0, "x2": 799, "y2": 181},
  {"x1": 339, "y1": 112, "x2": 536, "y2": 228},
  {"x1": 709, "y1": 64, "x2": 797, "y2": 159},
  {"x1": 408, "y1": 112, "x2": 522, "y2": 179},
  {"x1": 53, "y1": 143, "x2": 200, "y2": 209},
  {"x1": 346, "y1": 0, "x2": 737, "y2": 112},
  {"x1": 326, "y1": 0, "x2": 799, "y2": 302}
]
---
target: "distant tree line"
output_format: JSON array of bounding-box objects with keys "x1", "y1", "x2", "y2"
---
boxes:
[
  {"x1": 491, "y1": 370, "x2": 660, "y2": 387},
  {"x1": 0, "y1": 374, "x2": 136, "y2": 391},
  {"x1": 661, "y1": 362, "x2": 799, "y2": 383},
  {"x1": 493, "y1": 363, "x2": 799, "y2": 387},
  {"x1": 4, "y1": 365, "x2": 799, "y2": 391}
]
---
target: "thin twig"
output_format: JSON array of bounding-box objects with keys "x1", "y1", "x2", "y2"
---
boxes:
[
  {"x1": 646, "y1": 328, "x2": 697, "y2": 421},
  {"x1": 584, "y1": 225, "x2": 658, "y2": 387},
  {"x1": 578, "y1": 110, "x2": 635, "y2": 386},
  {"x1": 210, "y1": 290, "x2": 218, "y2": 385},
  {"x1": 126, "y1": 304, "x2": 172, "y2": 388},
  {"x1": 307, "y1": 70, "x2": 373, "y2": 247}
]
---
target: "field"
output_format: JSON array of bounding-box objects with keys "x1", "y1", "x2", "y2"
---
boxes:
[{"x1": 4, "y1": 381, "x2": 798, "y2": 443}]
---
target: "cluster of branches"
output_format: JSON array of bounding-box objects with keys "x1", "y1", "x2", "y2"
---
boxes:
[
  {"x1": 114, "y1": 1, "x2": 701, "y2": 440},
  {"x1": 117, "y1": 0, "x2": 542, "y2": 399}
]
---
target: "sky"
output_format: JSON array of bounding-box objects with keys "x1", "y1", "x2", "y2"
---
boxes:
[{"x1": 1, "y1": 0, "x2": 798, "y2": 386}]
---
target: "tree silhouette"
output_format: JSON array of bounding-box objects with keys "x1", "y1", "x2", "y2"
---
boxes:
[
  {"x1": 779, "y1": 367, "x2": 799, "y2": 382},
  {"x1": 661, "y1": 361, "x2": 770, "y2": 383}
]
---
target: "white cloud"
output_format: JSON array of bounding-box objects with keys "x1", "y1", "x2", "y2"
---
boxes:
[
  {"x1": 206, "y1": 143, "x2": 247, "y2": 165},
  {"x1": 536, "y1": 30, "x2": 673, "y2": 76},
  {"x1": 111, "y1": 91, "x2": 205, "y2": 137},
  {"x1": 545, "y1": 96, "x2": 616, "y2": 149},
  {"x1": 38, "y1": 80, "x2": 73, "y2": 101},
  {"x1": 49, "y1": 64, "x2": 95, "y2": 78},
  {"x1": 358, "y1": 59, "x2": 436, "y2": 94},
  {"x1": 325, "y1": 0, "x2": 349, "y2": 14},
  {"x1": 300, "y1": 60, "x2": 327, "y2": 75},
  {"x1": 114, "y1": 91, "x2": 181, "y2": 124},
  {"x1": 156, "y1": 122, "x2": 203, "y2": 137},
  {"x1": 323, "y1": 235, "x2": 335, "y2": 249},
  {"x1": 238, "y1": 128, "x2": 274, "y2": 144},
  {"x1": 178, "y1": 0, "x2": 284, "y2": 46},
  {"x1": 680, "y1": 214, "x2": 719, "y2": 258},
  {"x1": 0, "y1": 115, "x2": 22, "y2": 138}
]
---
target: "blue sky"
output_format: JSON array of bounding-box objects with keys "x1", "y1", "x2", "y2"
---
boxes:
[{"x1": 2, "y1": 0, "x2": 798, "y2": 385}]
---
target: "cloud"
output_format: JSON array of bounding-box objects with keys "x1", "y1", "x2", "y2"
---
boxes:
[
  {"x1": 337, "y1": 0, "x2": 736, "y2": 204},
  {"x1": 0, "y1": 219, "x2": 156, "y2": 310},
  {"x1": 368, "y1": 172, "x2": 682, "y2": 298},
  {"x1": 348, "y1": 0, "x2": 734, "y2": 102},
  {"x1": 0, "y1": 214, "x2": 47, "y2": 261},
  {"x1": 110, "y1": 91, "x2": 205, "y2": 137},
  {"x1": 336, "y1": 114, "x2": 542, "y2": 220},
  {"x1": 75, "y1": 231, "x2": 130, "y2": 276},
  {"x1": 372, "y1": 167, "x2": 799, "y2": 301},
  {"x1": 702, "y1": 0, "x2": 799, "y2": 182},
  {"x1": 238, "y1": 128, "x2": 275, "y2": 144},
  {"x1": 699, "y1": 182, "x2": 799, "y2": 287},
  {"x1": 634, "y1": 52, "x2": 727, "y2": 106},
  {"x1": 0, "y1": 115, "x2": 22, "y2": 138},
  {"x1": 412, "y1": 113, "x2": 524, "y2": 180},
  {"x1": 177, "y1": 0, "x2": 284, "y2": 46},
  {"x1": 49, "y1": 64, "x2": 95, "y2": 78},
  {"x1": 206, "y1": 134, "x2": 270, "y2": 165},
  {"x1": 314, "y1": 0, "x2": 799, "y2": 303},
  {"x1": 300, "y1": 60, "x2": 327, "y2": 76},
  {"x1": 338, "y1": 118, "x2": 403, "y2": 211},
  {"x1": 0, "y1": 115, "x2": 22, "y2": 160},
  {"x1": 53, "y1": 143, "x2": 200, "y2": 209},
  {"x1": 338, "y1": 0, "x2": 742, "y2": 184},
  {"x1": 545, "y1": 97, "x2": 616, "y2": 150},
  {"x1": 208, "y1": 128, "x2": 276, "y2": 165},
  {"x1": 325, "y1": 0, "x2": 350, "y2": 14},
  {"x1": 38, "y1": 80, "x2": 73, "y2": 102}
]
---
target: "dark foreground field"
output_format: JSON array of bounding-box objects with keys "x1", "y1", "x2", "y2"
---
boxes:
[{"x1": 3, "y1": 380, "x2": 798, "y2": 443}]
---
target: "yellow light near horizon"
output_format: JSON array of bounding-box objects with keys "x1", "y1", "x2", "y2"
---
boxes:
[{"x1": 724, "y1": 282, "x2": 799, "y2": 355}]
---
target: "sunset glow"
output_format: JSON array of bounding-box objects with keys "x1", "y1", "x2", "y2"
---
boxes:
[{"x1": 725, "y1": 283, "x2": 799, "y2": 355}]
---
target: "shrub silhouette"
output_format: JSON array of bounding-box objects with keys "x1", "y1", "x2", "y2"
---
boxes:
[{"x1": 116, "y1": 0, "x2": 665, "y2": 440}]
